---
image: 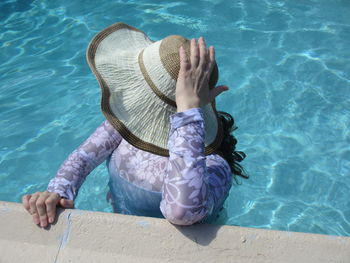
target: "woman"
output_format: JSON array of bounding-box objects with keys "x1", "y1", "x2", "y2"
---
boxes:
[{"x1": 22, "y1": 22, "x2": 247, "y2": 228}]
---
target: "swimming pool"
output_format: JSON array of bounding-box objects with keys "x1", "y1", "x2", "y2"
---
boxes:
[{"x1": 0, "y1": 0, "x2": 349, "y2": 236}]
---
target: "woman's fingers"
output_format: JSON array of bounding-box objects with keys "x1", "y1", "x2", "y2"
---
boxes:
[
  {"x1": 198, "y1": 37, "x2": 207, "y2": 69},
  {"x1": 179, "y1": 46, "x2": 190, "y2": 73},
  {"x1": 28, "y1": 193, "x2": 40, "y2": 225},
  {"x1": 45, "y1": 193, "x2": 60, "y2": 224},
  {"x1": 59, "y1": 198, "x2": 74, "y2": 208},
  {"x1": 190, "y1": 38, "x2": 199, "y2": 68},
  {"x1": 22, "y1": 194, "x2": 31, "y2": 212},
  {"x1": 186, "y1": 37, "x2": 212, "y2": 72},
  {"x1": 36, "y1": 191, "x2": 51, "y2": 227},
  {"x1": 209, "y1": 85, "x2": 229, "y2": 100},
  {"x1": 207, "y1": 46, "x2": 215, "y2": 73}
]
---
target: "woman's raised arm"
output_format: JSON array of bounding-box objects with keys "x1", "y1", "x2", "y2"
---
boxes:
[
  {"x1": 160, "y1": 108, "x2": 232, "y2": 225},
  {"x1": 160, "y1": 38, "x2": 232, "y2": 225}
]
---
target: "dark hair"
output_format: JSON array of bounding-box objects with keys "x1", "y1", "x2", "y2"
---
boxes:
[{"x1": 216, "y1": 111, "x2": 248, "y2": 183}]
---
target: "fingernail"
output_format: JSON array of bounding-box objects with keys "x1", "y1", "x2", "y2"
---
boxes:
[{"x1": 49, "y1": 217, "x2": 53, "y2": 223}]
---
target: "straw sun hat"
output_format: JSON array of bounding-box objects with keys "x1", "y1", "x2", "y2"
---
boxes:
[{"x1": 86, "y1": 22, "x2": 223, "y2": 156}]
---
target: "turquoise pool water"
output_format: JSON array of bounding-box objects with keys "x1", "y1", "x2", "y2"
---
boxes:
[{"x1": 0, "y1": 0, "x2": 349, "y2": 236}]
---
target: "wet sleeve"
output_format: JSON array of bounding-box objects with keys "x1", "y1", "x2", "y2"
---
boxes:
[
  {"x1": 160, "y1": 108, "x2": 233, "y2": 225},
  {"x1": 47, "y1": 120, "x2": 123, "y2": 200}
]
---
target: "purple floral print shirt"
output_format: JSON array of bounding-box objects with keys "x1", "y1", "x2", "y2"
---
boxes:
[{"x1": 47, "y1": 108, "x2": 232, "y2": 225}]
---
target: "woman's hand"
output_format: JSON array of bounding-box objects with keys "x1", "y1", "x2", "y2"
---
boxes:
[
  {"x1": 22, "y1": 191, "x2": 74, "y2": 228},
  {"x1": 175, "y1": 37, "x2": 228, "y2": 112}
]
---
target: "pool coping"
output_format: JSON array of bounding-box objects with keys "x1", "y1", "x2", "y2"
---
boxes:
[{"x1": 1, "y1": 201, "x2": 349, "y2": 262}]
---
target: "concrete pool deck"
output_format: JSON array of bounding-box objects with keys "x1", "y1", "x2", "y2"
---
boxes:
[{"x1": 0, "y1": 201, "x2": 349, "y2": 262}]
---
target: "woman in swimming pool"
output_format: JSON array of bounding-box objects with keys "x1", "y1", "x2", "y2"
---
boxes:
[{"x1": 22, "y1": 22, "x2": 247, "y2": 228}]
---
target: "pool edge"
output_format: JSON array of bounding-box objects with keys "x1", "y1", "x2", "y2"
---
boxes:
[{"x1": 1, "y1": 201, "x2": 349, "y2": 262}]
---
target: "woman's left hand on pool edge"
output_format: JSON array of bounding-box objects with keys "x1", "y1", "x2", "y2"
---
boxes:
[{"x1": 22, "y1": 191, "x2": 74, "y2": 228}]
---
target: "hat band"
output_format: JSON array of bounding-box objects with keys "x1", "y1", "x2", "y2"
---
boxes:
[{"x1": 138, "y1": 49, "x2": 177, "y2": 108}]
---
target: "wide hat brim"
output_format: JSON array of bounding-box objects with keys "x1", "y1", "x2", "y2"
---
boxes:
[{"x1": 86, "y1": 22, "x2": 223, "y2": 156}]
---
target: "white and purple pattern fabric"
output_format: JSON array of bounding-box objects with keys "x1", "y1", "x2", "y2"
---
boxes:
[{"x1": 47, "y1": 108, "x2": 233, "y2": 225}]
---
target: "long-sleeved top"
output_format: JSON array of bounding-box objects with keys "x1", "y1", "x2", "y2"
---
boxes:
[{"x1": 47, "y1": 108, "x2": 233, "y2": 225}]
